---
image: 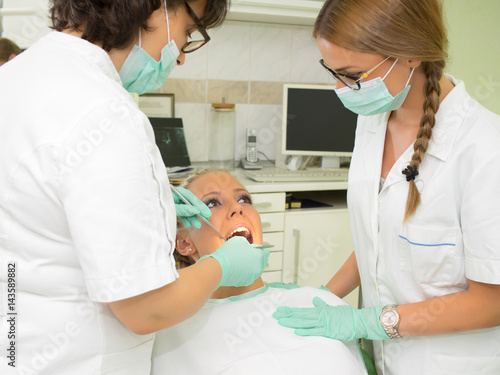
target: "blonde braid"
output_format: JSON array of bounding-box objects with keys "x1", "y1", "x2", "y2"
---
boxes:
[{"x1": 403, "y1": 61, "x2": 444, "y2": 221}]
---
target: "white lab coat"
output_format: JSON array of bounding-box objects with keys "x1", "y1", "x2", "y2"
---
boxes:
[
  {"x1": 348, "y1": 75, "x2": 500, "y2": 374},
  {"x1": 0, "y1": 32, "x2": 178, "y2": 374},
  {"x1": 152, "y1": 284, "x2": 368, "y2": 375}
]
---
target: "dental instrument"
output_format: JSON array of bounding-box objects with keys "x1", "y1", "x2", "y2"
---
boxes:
[
  {"x1": 171, "y1": 184, "x2": 227, "y2": 241},
  {"x1": 170, "y1": 184, "x2": 273, "y2": 250}
]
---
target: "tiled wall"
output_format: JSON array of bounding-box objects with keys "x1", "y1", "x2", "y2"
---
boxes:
[{"x1": 153, "y1": 20, "x2": 334, "y2": 163}]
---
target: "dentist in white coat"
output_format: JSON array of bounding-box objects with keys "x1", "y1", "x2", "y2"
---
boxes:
[
  {"x1": 0, "y1": 0, "x2": 269, "y2": 373},
  {"x1": 274, "y1": 0, "x2": 500, "y2": 374}
]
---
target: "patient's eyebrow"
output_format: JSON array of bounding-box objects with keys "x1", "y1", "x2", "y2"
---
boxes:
[
  {"x1": 201, "y1": 191, "x2": 220, "y2": 200},
  {"x1": 200, "y1": 188, "x2": 249, "y2": 200}
]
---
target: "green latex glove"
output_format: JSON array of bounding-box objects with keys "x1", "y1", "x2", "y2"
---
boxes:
[
  {"x1": 273, "y1": 297, "x2": 390, "y2": 341},
  {"x1": 173, "y1": 186, "x2": 212, "y2": 229},
  {"x1": 198, "y1": 236, "x2": 270, "y2": 287}
]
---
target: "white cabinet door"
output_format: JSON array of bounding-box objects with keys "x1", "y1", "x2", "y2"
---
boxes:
[
  {"x1": 283, "y1": 208, "x2": 359, "y2": 308},
  {"x1": 227, "y1": 0, "x2": 323, "y2": 26}
]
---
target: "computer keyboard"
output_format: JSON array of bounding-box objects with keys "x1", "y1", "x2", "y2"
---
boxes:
[{"x1": 244, "y1": 168, "x2": 349, "y2": 182}]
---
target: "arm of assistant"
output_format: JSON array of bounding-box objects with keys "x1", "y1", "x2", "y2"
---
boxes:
[
  {"x1": 325, "y1": 251, "x2": 360, "y2": 298},
  {"x1": 274, "y1": 279, "x2": 500, "y2": 341},
  {"x1": 398, "y1": 279, "x2": 500, "y2": 336}
]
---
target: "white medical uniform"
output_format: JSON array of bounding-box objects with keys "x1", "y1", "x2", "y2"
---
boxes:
[
  {"x1": 0, "y1": 32, "x2": 178, "y2": 374},
  {"x1": 152, "y1": 283, "x2": 368, "y2": 375},
  {"x1": 348, "y1": 75, "x2": 500, "y2": 374}
]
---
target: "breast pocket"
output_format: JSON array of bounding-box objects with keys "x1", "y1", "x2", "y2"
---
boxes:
[{"x1": 399, "y1": 224, "x2": 465, "y2": 289}]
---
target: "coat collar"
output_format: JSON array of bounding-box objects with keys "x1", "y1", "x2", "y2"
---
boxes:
[
  {"x1": 426, "y1": 76, "x2": 471, "y2": 162},
  {"x1": 365, "y1": 75, "x2": 470, "y2": 162}
]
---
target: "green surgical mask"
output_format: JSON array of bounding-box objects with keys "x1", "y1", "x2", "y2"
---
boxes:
[
  {"x1": 119, "y1": 0, "x2": 179, "y2": 95},
  {"x1": 335, "y1": 59, "x2": 415, "y2": 116}
]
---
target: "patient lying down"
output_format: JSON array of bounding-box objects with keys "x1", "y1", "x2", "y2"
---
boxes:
[{"x1": 151, "y1": 170, "x2": 367, "y2": 375}]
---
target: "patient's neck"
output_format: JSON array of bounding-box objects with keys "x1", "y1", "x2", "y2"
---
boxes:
[{"x1": 210, "y1": 278, "x2": 265, "y2": 300}]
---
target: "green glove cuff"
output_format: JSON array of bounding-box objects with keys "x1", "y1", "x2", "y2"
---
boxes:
[
  {"x1": 198, "y1": 252, "x2": 228, "y2": 287},
  {"x1": 197, "y1": 237, "x2": 270, "y2": 288},
  {"x1": 274, "y1": 299, "x2": 392, "y2": 342},
  {"x1": 355, "y1": 305, "x2": 391, "y2": 341}
]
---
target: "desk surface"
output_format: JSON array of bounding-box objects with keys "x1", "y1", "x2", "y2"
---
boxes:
[
  {"x1": 191, "y1": 162, "x2": 348, "y2": 193},
  {"x1": 233, "y1": 169, "x2": 348, "y2": 193}
]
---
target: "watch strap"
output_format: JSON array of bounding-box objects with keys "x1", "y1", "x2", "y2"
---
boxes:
[{"x1": 380, "y1": 304, "x2": 401, "y2": 339}]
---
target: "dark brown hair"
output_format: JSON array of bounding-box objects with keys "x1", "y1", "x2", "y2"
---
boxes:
[
  {"x1": 314, "y1": 0, "x2": 448, "y2": 221},
  {"x1": 50, "y1": 0, "x2": 229, "y2": 51},
  {"x1": 0, "y1": 38, "x2": 22, "y2": 62}
]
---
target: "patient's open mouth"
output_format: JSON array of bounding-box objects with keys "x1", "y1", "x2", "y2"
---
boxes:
[{"x1": 226, "y1": 225, "x2": 253, "y2": 244}]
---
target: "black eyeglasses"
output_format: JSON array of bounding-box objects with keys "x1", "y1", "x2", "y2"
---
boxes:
[
  {"x1": 319, "y1": 57, "x2": 390, "y2": 90},
  {"x1": 182, "y1": 2, "x2": 211, "y2": 53}
]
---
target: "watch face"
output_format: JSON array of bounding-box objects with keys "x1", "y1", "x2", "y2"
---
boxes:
[{"x1": 381, "y1": 310, "x2": 398, "y2": 326}]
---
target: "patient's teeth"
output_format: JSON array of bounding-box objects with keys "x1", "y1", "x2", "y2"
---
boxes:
[{"x1": 229, "y1": 227, "x2": 250, "y2": 239}]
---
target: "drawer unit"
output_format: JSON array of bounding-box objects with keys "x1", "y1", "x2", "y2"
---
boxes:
[
  {"x1": 252, "y1": 192, "x2": 286, "y2": 283},
  {"x1": 261, "y1": 271, "x2": 282, "y2": 284},
  {"x1": 252, "y1": 192, "x2": 285, "y2": 213},
  {"x1": 260, "y1": 212, "x2": 285, "y2": 233},
  {"x1": 262, "y1": 232, "x2": 284, "y2": 251},
  {"x1": 264, "y1": 251, "x2": 283, "y2": 272}
]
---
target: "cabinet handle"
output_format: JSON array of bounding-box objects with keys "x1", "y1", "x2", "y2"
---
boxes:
[
  {"x1": 254, "y1": 202, "x2": 272, "y2": 209},
  {"x1": 261, "y1": 222, "x2": 271, "y2": 228},
  {"x1": 293, "y1": 229, "x2": 300, "y2": 284}
]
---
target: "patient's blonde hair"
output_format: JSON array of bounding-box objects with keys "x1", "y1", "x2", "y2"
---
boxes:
[
  {"x1": 173, "y1": 168, "x2": 227, "y2": 269},
  {"x1": 314, "y1": 0, "x2": 448, "y2": 221}
]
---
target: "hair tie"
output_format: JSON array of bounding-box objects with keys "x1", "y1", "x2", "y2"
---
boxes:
[{"x1": 402, "y1": 165, "x2": 419, "y2": 182}]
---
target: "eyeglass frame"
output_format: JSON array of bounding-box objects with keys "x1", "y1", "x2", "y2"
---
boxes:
[
  {"x1": 319, "y1": 56, "x2": 391, "y2": 90},
  {"x1": 182, "y1": 2, "x2": 211, "y2": 53}
]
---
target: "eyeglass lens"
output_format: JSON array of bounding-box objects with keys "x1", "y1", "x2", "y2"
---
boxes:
[
  {"x1": 182, "y1": 28, "x2": 207, "y2": 53},
  {"x1": 320, "y1": 60, "x2": 360, "y2": 90}
]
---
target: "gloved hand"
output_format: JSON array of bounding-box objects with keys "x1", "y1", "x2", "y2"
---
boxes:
[
  {"x1": 198, "y1": 236, "x2": 270, "y2": 287},
  {"x1": 273, "y1": 297, "x2": 390, "y2": 341},
  {"x1": 173, "y1": 186, "x2": 212, "y2": 229}
]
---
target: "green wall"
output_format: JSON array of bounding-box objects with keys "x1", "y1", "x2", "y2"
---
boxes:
[{"x1": 445, "y1": 0, "x2": 500, "y2": 114}]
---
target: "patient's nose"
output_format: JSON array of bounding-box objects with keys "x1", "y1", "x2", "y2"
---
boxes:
[{"x1": 229, "y1": 202, "x2": 244, "y2": 217}]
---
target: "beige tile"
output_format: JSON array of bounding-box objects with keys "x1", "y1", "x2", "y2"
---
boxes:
[
  {"x1": 250, "y1": 81, "x2": 284, "y2": 105},
  {"x1": 157, "y1": 79, "x2": 206, "y2": 103},
  {"x1": 207, "y1": 80, "x2": 248, "y2": 104}
]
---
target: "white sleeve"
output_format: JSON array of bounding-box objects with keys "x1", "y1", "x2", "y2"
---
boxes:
[
  {"x1": 462, "y1": 117, "x2": 500, "y2": 284},
  {"x1": 58, "y1": 100, "x2": 179, "y2": 302}
]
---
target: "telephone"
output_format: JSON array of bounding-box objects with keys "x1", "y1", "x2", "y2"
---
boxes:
[
  {"x1": 246, "y1": 128, "x2": 258, "y2": 163},
  {"x1": 240, "y1": 128, "x2": 262, "y2": 169}
]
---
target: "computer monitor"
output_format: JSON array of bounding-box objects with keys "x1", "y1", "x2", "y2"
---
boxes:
[
  {"x1": 149, "y1": 117, "x2": 191, "y2": 168},
  {"x1": 281, "y1": 84, "x2": 358, "y2": 168}
]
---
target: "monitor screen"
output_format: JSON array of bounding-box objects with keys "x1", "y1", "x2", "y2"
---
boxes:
[
  {"x1": 149, "y1": 117, "x2": 191, "y2": 168},
  {"x1": 282, "y1": 84, "x2": 358, "y2": 157}
]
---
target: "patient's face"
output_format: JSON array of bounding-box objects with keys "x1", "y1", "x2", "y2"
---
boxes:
[{"x1": 183, "y1": 172, "x2": 263, "y2": 257}]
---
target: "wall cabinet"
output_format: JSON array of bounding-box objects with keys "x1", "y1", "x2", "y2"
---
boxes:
[{"x1": 227, "y1": 0, "x2": 324, "y2": 26}]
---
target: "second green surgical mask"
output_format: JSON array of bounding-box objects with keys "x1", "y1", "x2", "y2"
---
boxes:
[
  {"x1": 335, "y1": 59, "x2": 415, "y2": 116},
  {"x1": 119, "y1": 0, "x2": 179, "y2": 95}
]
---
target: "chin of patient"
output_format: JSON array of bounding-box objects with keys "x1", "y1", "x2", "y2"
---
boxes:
[{"x1": 174, "y1": 169, "x2": 265, "y2": 299}]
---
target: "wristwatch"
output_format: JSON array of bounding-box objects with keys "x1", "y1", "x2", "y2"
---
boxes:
[{"x1": 379, "y1": 304, "x2": 401, "y2": 339}]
